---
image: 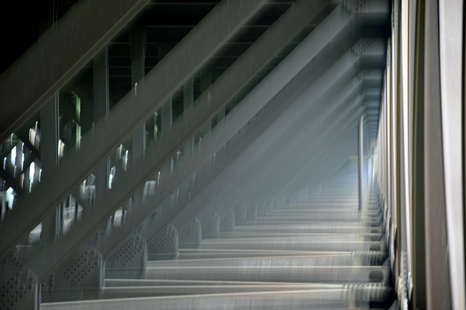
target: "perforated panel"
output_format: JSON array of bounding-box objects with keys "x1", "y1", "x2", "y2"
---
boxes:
[
  {"x1": 148, "y1": 226, "x2": 179, "y2": 260},
  {"x1": 0, "y1": 266, "x2": 38, "y2": 310},
  {"x1": 64, "y1": 251, "x2": 100, "y2": 288},
  {"x1": 41, "y1": 248, "x2": 103, "y2": 302},
  {"x1": 41, "y1": 272, "x2": 55, "y2": 293},
  {"x1": 343, "y1": 0, "x2": 373, "y2": 13},
  {"x1": 202, "y1": 214, "x2": 220, "y2": 239},
  {"x1": 106, "y1": 235, "x2": 147, "y2": 279},
  {"x1": 109, "y1": 235, "x2": 146, "y2": 269},
  {"x1": 235, "y1": 208, "x2": 247, "y2": 225},
  {"x1": 351, "y1": 38, "x2": 377, "y2": 58},
  {"x1": 220, "y1": 210, "x2": 235, "y2": 232},
  {"x1": 1, "y1": 252, "x2": 23, "y2": 268},
  {"x1": 179, "y1": 219, "x2": 202, "y2": 249}
]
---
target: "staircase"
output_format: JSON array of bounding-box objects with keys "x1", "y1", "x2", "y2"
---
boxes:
[{"x1": 41, "y1": 161, "x2": 393, "y2": 310}]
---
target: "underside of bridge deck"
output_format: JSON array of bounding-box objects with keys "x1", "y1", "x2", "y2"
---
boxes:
[{"x1": 1, "y1": 1, "x2": 465, "y2": 310}]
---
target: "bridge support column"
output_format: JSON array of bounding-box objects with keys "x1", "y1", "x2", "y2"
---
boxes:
[
  {"x1": 40, "y1": 93, "x2": 61, "y2": 246},
  {"x1": 130, "y1": 25, "x2": 147, "y2": 163},
  {"x1": 359, "y1": 115, "x2": 364, "y2": 211},
  {"x1": 199, "y1": 69, "x2": 213, "y2": 139},
  {"x1": 93, "y1": 45, "x2": 110, "y2": 200},
  {"x1": 183, "y1": 78, "x2": 194, "y2": 156},
  {"x1": 129, "y1": 25, "x2": 147, "y2": 209},
  {"x1": 93, "y1": 46, "x2": 111, "y2": 236}
]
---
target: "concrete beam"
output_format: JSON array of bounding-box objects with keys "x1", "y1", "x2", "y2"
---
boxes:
[
  {"x1": 0, "y1": 0, "x2": 270, "y2": 263},
  {"x1": 0, "y1": 0, "x2": 151, "y2": 142}
]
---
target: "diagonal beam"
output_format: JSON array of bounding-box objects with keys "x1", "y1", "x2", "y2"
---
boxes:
[
  {"x1": 108, "y1": 56, "x2": 376, "y2": 258},
  {"x1": 29, "y1": 0, "x2": 332, "y2": 277},
  {"x1": 0, "y1": 0, "x2": 151, "y2": 143},
  {"x1": 174, "y1": 102, "x2": 363, "y2": 235},
  {"x1": 183, "y1": 49, "x2": 386, "y2": 225},
  {"x1": 128, "y1": 73, "x2": 364, "y2": 256},
  {"x1": 193, "y1": 52, "x2": 384, "y2": 222},
  {"x1": 0, "y1": 0, "x2": 270, "y2": 262},
  {"x1": 94, "y1": 2, "x2": 360, "y2": 255},
  {"x1": 259, "y1": 89, "x2": 382, "y2": 205},
  {"x1": 238, "y1": 97, "x2": 366, "y2": 211},
  {"x1": 196, "y1": 84, "x2": 366, "y2": 222},
  {"x1": 24, "y1": 2, "x2": 389, "y2": 278},
  {"x1": 256, "y1": 112, "x2": 362, "y2": 204},
  {"x1": 24, "y1": 2, "x2": 352, "y2": 277},
  {"x1": 95, "y1": 7, "x2": 388, "y2": 257}
]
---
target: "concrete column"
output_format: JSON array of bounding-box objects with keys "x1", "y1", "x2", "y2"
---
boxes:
[
  {"x1": 93, "y1": 46, "x2": 110, "y2": 197},
  {"x1": 358, "y1": 115, "x2": 364, "y2": 211},
  {"x1": 183, "y1": 78, "x2": 194, "y2": 110},
  {"x1": 40, "y1": 94, "x2": 59, "y2": 177},
  {"x1": 161, "y1": 98, "x2": 172, "y2": 133},
  {"x1": 158, "y1": 43, "x2": 174, "y2": 136},
  {"x1": 183, "y1": 78, "x2": 194, "y2": 155},
  {"x1": 161, "y1": 98, "x2": 173, "y2": 174},
  {"x1": 424, "y1": 0, "x2": 451, "y2": 307},
  {"x1": 40, "y1": 93, "x2": 61, "y2": 244},
  {"x1": 216, "y1": 107, "x2": 226, "y2": 125},
  {"x1": 130, "y1": 26, "x2": 147, "y2": 162},
  {"x1": 200, "y1": 69, "x2": 213, "y2": 139}
]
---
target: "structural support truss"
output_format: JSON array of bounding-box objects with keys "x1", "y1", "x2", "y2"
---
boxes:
[
  {"x1": 0, "y1": 0, "x2": 151, "y2": 142},
  {"x1": 0, "y1": 0, "x2": 270, "y2": 261}
]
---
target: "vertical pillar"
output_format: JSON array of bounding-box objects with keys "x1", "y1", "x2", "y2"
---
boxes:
[
  {"x1": 158, "y1": 43, "x2": 173, "y2": 136},
  {"x1": 412, "y1": 2, "x2": 426, "y2": 308},
  {"x1": 40, "y1": 93, "x2": 61, "y2": 244},
  {"x1": 74, "y1": 92, "x2": 81, "y2": 149},
  {"x1": 156, "y1": 43, "x2": 174, "y2": 175},
  {"x1": 1, "y1": 181, "x2": 6, "y2": 220},
  {"x1": 161, "y1": 97, "x2": 172, "y2": 174},
  {"x1": 93, "y1": 46, "x2": 110, "y2": 197},
  {"x1": 200, "y1": 69, "x2": 213, "y2": 139},
  {"x1": 183, "y1": 78, "x2": 194, "y2": 155},
  {"x1": 183, "y1": 78, "x2": 194, "y2": 110},
  {"x1": 424, "y1": 0, "x2": 451, "y2": 308},
  {"x1": 40, "y1": 94, "x2": 59, "y2": 177},
  {"x1": 130, "y1": 26, "x2": 147, "y2": 162},
  {"x1": 216, "y1": 107, "x2": 225, "y2": 125},
  {"x1": 438, "y1": 0, "x2": 466, "y2": 307},
  {"x1": 161, "y1": 98, "x2": 172, "y2": 133},
  {"x1": 200, "y1": 69, "x2": 212, "y2": 91},
  {"x1": 358, "y1": 115, "x2": 364, "y2": 211}
]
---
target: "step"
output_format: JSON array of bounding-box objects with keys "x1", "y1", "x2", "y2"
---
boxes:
[
  {"x1": 197, "y1": 238, "x2": 387, "y2": 252},
  {"x1": 144, "y1": 265, "x2": 391, "y2": 285},
  {"x1": 41, "y1": 285, "x2": 393, "y2": 310}
]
